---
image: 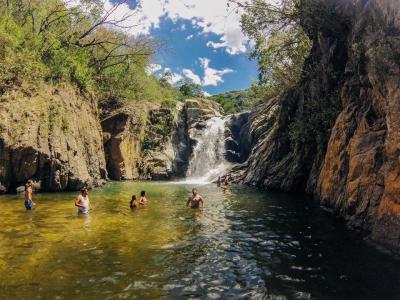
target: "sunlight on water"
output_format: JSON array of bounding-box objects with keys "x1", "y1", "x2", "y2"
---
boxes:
[{"x1": 0, "y1": 181, "x2": 400, "y2": 299}]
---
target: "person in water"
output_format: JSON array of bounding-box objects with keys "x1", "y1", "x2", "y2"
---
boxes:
[
  {"x1": 187, "y1": 188, "x2": 204, "y2": 208},
  {"x1": 223, "y1": 176, "x2": 229, "y2": 187},
  {"x1": 130, "y1": 195, "x2": 138, "y2": 209},
  {"x1": 24, "y1": 179, "x2": 36, "y2": 210},
  {"x1": 217, "y1": 176, "x2": 222, "y2": 187},
  {"x1": 75, "y1": 188, "x2": 91, "y2": 215},
  {"x1": 139, "y1": 190, "x2": 148, "y2": 206}
]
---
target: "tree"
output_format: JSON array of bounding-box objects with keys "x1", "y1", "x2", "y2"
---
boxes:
[
  {"x1": 178, "y1": 81, "x2": 203, "y2": 98},
  {"x1": 0, "y1": 0, "x2": 176, "y2": 104},
  {"x1": 229, "y1": 0, "x2": 312, "y2": 98}
]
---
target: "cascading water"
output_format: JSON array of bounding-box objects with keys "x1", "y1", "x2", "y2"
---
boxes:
[{"x1": 185, "y1": 116, "x2": 231, "y2": 184}]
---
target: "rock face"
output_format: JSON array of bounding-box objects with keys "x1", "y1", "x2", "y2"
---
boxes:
[
  {"x1": 225, "y1": 112, "x2": 251, "y2": 163},
  {"x1": 232, "y1": 0, "x2": 400, "y2": 252},
  {"x1": 101, "y1": 98, "x2": 224, "y2": 180},
  {"x1": 0, "y1": 83, "x2": 107, "y2": 193},
  {"x1": 101, "y1": 106, "x2": 145, "y2": 180}
]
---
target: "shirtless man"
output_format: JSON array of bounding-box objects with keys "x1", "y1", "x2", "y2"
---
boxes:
[
  {"x1": 75, "y1": 188, "x2": 92, "y2": 215},
  {"x1": 24, "y1": 180, "x2": 36, "y2": 210},
  {"x1": 186, "y1": 188, "x2": 204, "y2": 209}
]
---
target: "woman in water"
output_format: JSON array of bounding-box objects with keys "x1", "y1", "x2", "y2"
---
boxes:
[
  {"x1": 130, "y1": 195, "x2": 138, "y2": 209},
  {"x1": 75, "y1": 188, "x2": 91, "y2": 215},
  {"x1": 139, "y1": 191, "x2": 148, "y2": 206}
]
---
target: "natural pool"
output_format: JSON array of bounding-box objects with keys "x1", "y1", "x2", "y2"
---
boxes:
[{"x1": 1, "y1": 181, "x2": 400, "y2": 299}]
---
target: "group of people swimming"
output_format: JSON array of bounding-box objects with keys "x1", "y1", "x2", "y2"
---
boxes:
[{"x1": 23, "y1": 179, "x2": 208, "y2": 214}]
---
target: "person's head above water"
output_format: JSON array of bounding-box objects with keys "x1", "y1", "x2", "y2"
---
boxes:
[
  {"x1": 192, "y1": 188, "x2": 198, "y2": 196},
  {"x1": 141, "y1": 191, "x2": 146, "y2": 197},
  {"x1": 81, "y1": 188, "x2": 88, "y2": 197},
  {"x1": 131, "y1": 195, "x2": 137, "y2": 201}
]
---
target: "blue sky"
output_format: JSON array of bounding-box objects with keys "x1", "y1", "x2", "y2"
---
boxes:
[{"x1": 107, "y1": 0, "x2": 258, "y2": 95}]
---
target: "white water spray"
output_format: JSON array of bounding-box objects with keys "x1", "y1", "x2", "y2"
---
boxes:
[{"x1": 184, "y1": 117, "x2": 231, "y2": 184}]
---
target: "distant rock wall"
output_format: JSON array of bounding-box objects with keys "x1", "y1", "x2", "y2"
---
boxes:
[
  {"x1": 101, "y1": 98, "x2": 224, "y2": 180},
  {"x1": 0, "y1": 83, "x2": 107, "y2": 193},
  {"x1": 231, "y1": 0, "x2": 400, "y2": 253}
]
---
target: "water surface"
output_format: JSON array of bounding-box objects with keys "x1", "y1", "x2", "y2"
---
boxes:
[{"x1": 1, "y1": 181, "x2": 399, "y2": 299}]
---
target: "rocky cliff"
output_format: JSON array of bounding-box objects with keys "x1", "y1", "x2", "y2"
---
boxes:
[
  {"x1": 233, "y1": 0, "x2": 400, "y2": 252},
  {"x1": 101, "y1": 98, "x2": 224, "y2": 180},
  {"x1": 0, "y1": 83, "x2": 107, "y2": 193}
]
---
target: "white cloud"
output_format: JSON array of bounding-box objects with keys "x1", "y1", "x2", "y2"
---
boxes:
[
  {"x1": 199, "y1": 57, "x2": 234, "y2": 86},
  {"x1": 71, "y1": 0, "x2": 248, "y2": 55},
  {"x1": 145, "y1": 63, "x2": 162, "y2": 74},
  {"x1": 182, "y1": 69, "x2": 202, "y2": 85},
  {"x1": 203, "y1": 91, "x2": 212, "y2": 97},
  {"x1": 185, "y1": 34, "x2": 194, "y2": 40}
]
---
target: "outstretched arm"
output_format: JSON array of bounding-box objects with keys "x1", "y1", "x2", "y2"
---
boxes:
[
  {"x1": 200, "y1": 198, "x2": 204, "y2": 208},
  {"x1": 186, "y1": 197, "x2": 191, "y2": 207}
]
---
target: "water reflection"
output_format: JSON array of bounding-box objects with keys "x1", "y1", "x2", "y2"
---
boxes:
[{"x1": 0, "y1": 182, "x2": 399, "y2": 299}]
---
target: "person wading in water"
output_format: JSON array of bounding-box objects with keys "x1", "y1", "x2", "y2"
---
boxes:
[
  {"x1": 75, "y1": 188, "x2": 92, "y2": 215},
  {"x1": 24, "y1": 180, "x2": 36, "y2": 210},
  {"x1": 139, "y1": 190, "x2": 148, "y2": 206},
  {"x1": 187, "y1": 188, "x2": 204, "y2": 209},
  {"x1": 130, "y1": 195, "x2": 138, "y2": 209}
]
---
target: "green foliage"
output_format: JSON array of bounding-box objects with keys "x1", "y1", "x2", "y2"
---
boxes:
[
  {"x1": 0, "y1": 0, "x2": 177, "y2": 105},
  {"x1": 232, "y1": 0, "x2": 312, "y2": 99},
  {"x1": 178, "y1": 82, "x2": 203, "y2": 98},
  {"x1": 211, "y1": 87, "x2": 261, "y2": 113},
  {"x1": 288, "y1": 88, "x2": 341, "y2": 146},
  {"x1": 141, "y1": 110, "x2": 175, "y2": 153}
]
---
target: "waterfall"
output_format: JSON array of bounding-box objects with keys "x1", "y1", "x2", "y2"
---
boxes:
[{"x1": 185, "y1": 116, "x2": 231, "y2": 184}]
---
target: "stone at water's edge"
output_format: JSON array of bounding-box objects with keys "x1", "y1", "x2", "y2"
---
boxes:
[
  {"x1": 0, "y1": 83, "x2": 107, "y2": 193},
  {"x1": 229, "y1": 0, "x2": 400, "y2": 253}
]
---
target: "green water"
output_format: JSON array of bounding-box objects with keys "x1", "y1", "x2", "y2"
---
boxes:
[{"x1": 1, "y1": 181, "x2": 400, "y2": 299}]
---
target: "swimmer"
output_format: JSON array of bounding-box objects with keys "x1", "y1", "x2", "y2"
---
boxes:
[
  {"x1": 186, "y1": 188, "x2": 204, "y2": 209},
  {"x1": 139, "y1": 190, "x2": 148, "y2": 206},
  {"x1": 130, "y1": 195, "x2": 138, "y2": 209}
]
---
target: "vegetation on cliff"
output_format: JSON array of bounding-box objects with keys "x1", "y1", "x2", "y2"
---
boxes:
[
  {"x1": 230, "y1": 0, "x2": 312, "y2": 99},
  {"x1": 0, "y1": 0, "x2": 177, "y2": 104},
  {"x1": 211, "y1": 88, "x2": 260, "y2": 113}
]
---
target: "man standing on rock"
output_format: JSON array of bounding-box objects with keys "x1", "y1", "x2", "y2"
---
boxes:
[{"x1": 24, "y1": 180, "x2": 35, "y2": 210}]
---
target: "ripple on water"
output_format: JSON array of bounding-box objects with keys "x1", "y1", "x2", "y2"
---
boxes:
[{"x1": 1, "y1": 182, "x2": 400, "y2": 299}]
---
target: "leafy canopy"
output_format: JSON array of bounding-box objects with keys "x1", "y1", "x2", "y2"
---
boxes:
[
  {"x1": 0, "y1": 0, "x2": 177, "y2": 104},
  {"x1": 230, "y1": 0, "x2": 312, "y2": 99}
]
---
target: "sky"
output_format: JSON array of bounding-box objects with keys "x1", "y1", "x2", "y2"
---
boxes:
[{"x1": 106, "y1": 0, "x2": 258, "y2": 95}]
